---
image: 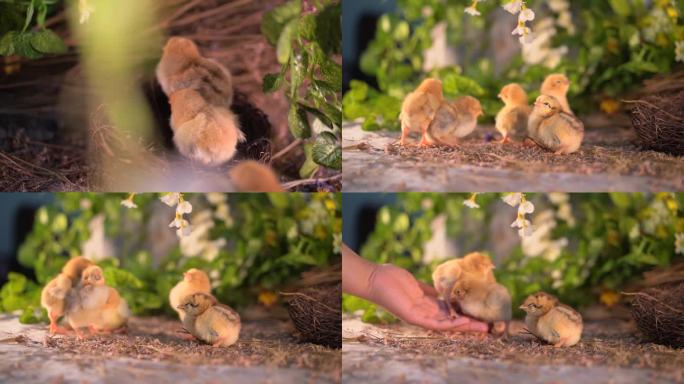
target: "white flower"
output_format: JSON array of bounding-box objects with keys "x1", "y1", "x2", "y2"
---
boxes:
[
  {"x1": 518, "y1": 200, "x2": 535, "y2": 215},
  {"x1": 676, "y1": 41, "x2": 684, "y2": 63},
  {"x1": 120, "y1": 194, "x2": 137, "y2": 209},
  {"x1": 557, "y1": 203, "x2": 575, "y2": 226},
  {"x1": 206, "y1": 193, "x2": 226, "y2": 205},
  {"x1": 78, "y1": 0, "x2": 94, "y2": 24},
  {"x1": 512, "y1": 25, "x2": 531, "y2": 36},
  {"x1": 503, "y1": 193, "x2": 523, "y2": 207},
  {"x1": 675, "y1": 233, "x2": 684, "y2": 255},
  {"x1": 511, "y1": 215, "x2": 531, "y2": 230},
  {"x1": 82, "y1": 214, "x2": 115, "y2": 262},
  {"x1": 519, "y1": 33, "x2": 535, "y2": 44},
  {"x1": 548, "y1": 193, "x2": 569, "y2": 205},
  {"x1": 548, "y1": 0, "x2": 569, "y2": 12},
  {"x1": 629, "y1": 224, "x2": 640, "y2": 240},
  {"x1": 463, "y1": 193, "x2": 480, "y2": 209},
  {"x1": 503, "y1": 0, "x2": 523, "y2": 14},
  {"x1": 160, "y1": 193, "x2": 180, "y2": 206},
  {"x1": 215, "y1": 203, "x2": 233, "y2": 224},
  {"x1": 464, "y1": 6, "x2": 481, "y2": 16},
  {"x1": 519, "y1": 8, "x2": 535, "y2": 22},
  {"x1": 551, "y1": 269, "x2": 561, "y2": 280},
  {"x1": 169, "y1": 218, "x2": 189, "y2": 229},
  {"x1": 518, "y1": 225, "x2": 535, "y2": 237},
  {"x1": 176, "y1": 225, "x2": 192, "y2": 237},
  {"x1": 176, "y1": 200, "x2": 193, "y2": 215}
]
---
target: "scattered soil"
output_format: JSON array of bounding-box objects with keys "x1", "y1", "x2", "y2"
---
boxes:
[
  {"x1": 346, "y1": 318, "x2": 684, "y2": 374},
  {"x1": 35, "y1": 316, "x2": 341, "y2": 379},
  {"x1": 385, "y1": 123, "x2": 684, "y2": 185}
]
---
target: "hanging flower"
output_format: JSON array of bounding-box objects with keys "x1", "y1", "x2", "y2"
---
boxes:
[
  {"x1": 464, "y1": 0, "x2": 482, "y2": 16},
  {"x1": 463, "y1": 193, "x2": 480, "y2": 209},
  {"x1": 676, "y1": 41, "x2": 684, "y2": 63},
  {"x1": 160, "y1": 193, "x2": 180, "y2": 206},
  {"x1": 162, "y1": 193, "x2": 193, "y2": 238},
  {"x1": 120, "y1": 193, "x2": 137, "y2": 209},
  {"x1": 503, "y1": 0, "x2": 523, "y2": 14},
  {"x1": 676, "y1": 233, "x2": 684, "y2": 255},
  {"x1": 78, "y1": 0, "x2": 95, "y2": 24},
  {"x1": 503, "y1": 193, "x2": 523, "y2": 207}
]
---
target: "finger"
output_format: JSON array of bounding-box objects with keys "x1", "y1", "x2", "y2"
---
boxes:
[
  {"x1": 417, "y1": 281, "x2": 438, "y2": 297},
  {"x1": 407, "y1": 313, "x2": 471, "y2": 331},
  {"x1": 449, "y1": 319, "x2": 489, "y2": 333}
]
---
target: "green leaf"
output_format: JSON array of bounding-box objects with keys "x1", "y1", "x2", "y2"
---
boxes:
[
  {"x1": 22, "y1": 1, "x2": 34, "y2": 33},
  {"x1": 276, "y1": 19, "x2": 297, "y2": 65},
  {"x1": 30, "y1": 29, "x2": 67, "y2": 54},
  {"x1": 288, "y1": 104, "x2": 311, "y2": 138},
  {"x1": 0, "y1": 31, "x2": 17, "y2": 56},
  {"x1": 299, "y1": 143, "x2": 319, "y2": 178},
  {"x1": 609, "y1": 0, "x2": 631, "y2": 17},
  {"x1": 12, "y1": 32, "x2": 42, "y2": 59},
  {"x1": 260, "y1": 0, "x2": 301, "y2": 45},
  {"x1": 312, "y1": 131, "x2": 341, "y2": 170},
  {"x1": 319, "y1": 57, "x2": 341, "y2": 86},
  {"x1": 262, "y1": 72, "x2": 283, "y2": 93}
]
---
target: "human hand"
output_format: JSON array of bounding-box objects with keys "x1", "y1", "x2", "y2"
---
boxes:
[{"x1": 366, "y1": 264, "x2": 488, "y2": 332}]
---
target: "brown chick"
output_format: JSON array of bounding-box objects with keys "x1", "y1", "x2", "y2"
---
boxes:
[
  {"x1": 540, "y1": 74, "x2": 572, "y2": 115},
  {"x1": 495, "y1": 83, "x2": 530, "y2": 143},
  {"x1": 432, "y1": 252, "x2": 496, "y2": 315},
  {"x1": 66, "y1": 265, "x2": 130, "y2": 338},
  {"x1": 527, "y1": 94, "x2": 584, "y2": 155},
  {"x1": 426, "y1": 95, "x2": 483, "y2": 146},
  {"x1": 156, "y1": 37, "x2": 233, "y2": 107},
  {"x1": 169, "y1": 88, "x2": 246, "y2": 166},
  {"x1": 177, "y1": 292, "x2": 241, "y2": 347},
  {"x1": 520, "y1": 292, "x2": 583, "y2": 347},
  {"x1": 41, "y1": 273, "x2": 73, "y2": 335},
  {"x1": 399, "y1": 78, "x2": 444, "y2": 146},
  {"x1": 229, "y1": 161, "x2": 284, "y2": 192},
  {"x1": 453, "y1": 278, "x2": 512, "y2": 336},
  {"x1": 169, "y1": 268, "x2": 212, "y2": 321},
  {"x1": 61, "y1": 256, "x2": 94, "y2": 283}
]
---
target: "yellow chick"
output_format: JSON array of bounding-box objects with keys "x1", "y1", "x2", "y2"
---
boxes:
[
  {"x1": 540, "y1": 74, "x2": 572, "y2": 115},
  {"x1": 495, "y1": 83, "x2": 530, "y2": 143},
  {"x1": 527, "y1": 94, "x2": 584, "y2": 155},
  {"x1": 169, "y1": 88, "x2": 246, "y2": 166},
  {"x1": 399, "y1": 78, "x2": 444, "y2": 146},
  {"x1": 177, "y1": 292, "x2": 241, "y2": 347},
  {"x1": 426, "y1": 96, "x2": 483, "y2": 146},
  {"x1": 520, "y1": 292, "x2": 583, "y2": 347},
  {"x1": 66, "y1": 266, "x2": 130, "y2": 338},
  {"x1": 169, "y1": 268, "x2": 212, "y2": 321},
  {"x1": 452, "y1": 278, "x2": 512, "y2": 336},
  {"x1": 228, "y1": 161, "x2": 284, "y2": 192},
  {"x1": 41, "y1": 273, "x2": 73, "y2": 335},
  {"x1": 432, "y1": 252, "x2": 496, "y2": 315},
  {"x1": 156, "y1": 37, "x2": 234, "y2": 107}
]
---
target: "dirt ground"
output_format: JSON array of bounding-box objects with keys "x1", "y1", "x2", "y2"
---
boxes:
[
  {"x1": 342, "y1": 118, "x2": 684, "y2": 192},
  {"x1": 0, "y1": 315, "x2": 341, "y2": 383},
  {"x1": 342, "y1": 316, "x2": 684, "y2": 383}
]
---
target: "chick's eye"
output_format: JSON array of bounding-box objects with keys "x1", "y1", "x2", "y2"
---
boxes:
[{"x1": 544, "y1": 103, "x2": 550, "y2": 107}]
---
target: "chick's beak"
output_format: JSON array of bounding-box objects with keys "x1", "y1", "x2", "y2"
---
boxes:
[
  {"x1": 177, "y1": 305, "x2": 184, "y2": 310},
  {"x1": 518, "y1": 304, "x2": 526, "y2": 310}
]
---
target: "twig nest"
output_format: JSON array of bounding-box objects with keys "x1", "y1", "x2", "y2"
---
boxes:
[
  {"x1": 284, "y1": 282, "x2": 341, "y2": 349},
  {"x1": 629, "y1": 90, "x2": 684, "y2": 156},
  {"x1": 629, "y1": 283, "x2": 684, "y2": 348}
]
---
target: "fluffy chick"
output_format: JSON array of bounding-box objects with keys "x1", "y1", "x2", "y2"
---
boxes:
[
  {"x1": 453, "y1": 279, "x2": 512, "y2": 336},
  {"x1": 41, "y1": 273, "x2": 73, "y2": 335},
  {"x1": 432, "y1": 252, "x2": 496, "y2": 315},
  {"x1": 169, "y1": 268, "x2": 212, "y2": 321},
  {"x1": 61, "y1": 256, "x2": 94, "y2": 283},
  {"x1": 527, "y1": 94, "x2": 584, "y2": 155},
  {"x1": 177, "y1": 292, "x2": 241, "y2": 347},
  {"x1": 399, "y1": 78, "x2": 444, "y2": 146},
  {"x1": 169, "y1": 88, "x2": 246, "y2": 166},
  {"x1": 228, "y1": 161, "x2": 284, "y2": 192},
  {"x1": 520, "y1": 291, "x2": 583, "y2": 347},
  {"x1": 495, "y1": 83, "x2": 530, "y2": 143},
  {"x1": 156, "y1": 37, "x2": 234, "y2": 107},
  {"x1": 426, "y1": 95, "x2": 483, "y2": 146},
  {"x1": 66, "y1": 266, "x2": 130, "y2": 338},
  {"x1": 540, "y1": 74, "x2": 572, "y2": 115}
]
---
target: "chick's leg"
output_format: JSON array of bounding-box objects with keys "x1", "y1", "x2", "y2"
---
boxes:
[
  {"x1": 48, "y1": 311, "x2": 69, "y2": 335},
  {"x1": 553, "y1": 337, "x2": 568, "y2": 348},
  {"x1": 211, "y1": 337, "x2": 226, "y2": 348},
  {"x1": 400, "y1": 125, "x2": 409, "y2": 146}
]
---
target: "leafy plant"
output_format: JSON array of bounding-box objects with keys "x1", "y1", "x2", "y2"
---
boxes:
[
  {"x1": 344, "y1": 193, "x2": 684, "y2": 323},
  {"x1": 261, "y1": 0, "x2": 342, "y2": 175},
  {"x1": 343, "y1": 0, "x2": 684, "y2": 131},
  {"x1": 0, "y1": 0, "x2": 67, "y2": 58},
  {"x1": 1, "y1": 192, "x2": 342, "y2": 323}
]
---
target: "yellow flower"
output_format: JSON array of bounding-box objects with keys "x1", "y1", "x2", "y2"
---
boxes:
[
  {"x1": 258, "y1": 291, "x2": 278, "y2": 307},
  {"x1": 600, "y1": 99, "x2": 620, "y2": 115},
  {"x1": 600, "y1": 290, "x2": 620, "y2": 308},
  {"x1": 667, "y1": 7, "x2": 679, "y2": 19},
  {"x1": 324, "y1": 199, "x2": 336, "y2": 211}
]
